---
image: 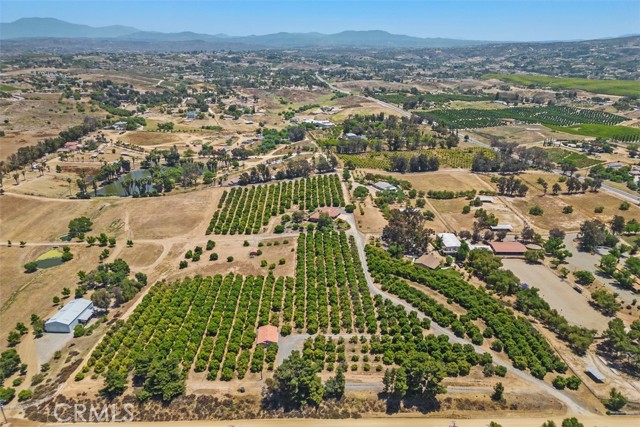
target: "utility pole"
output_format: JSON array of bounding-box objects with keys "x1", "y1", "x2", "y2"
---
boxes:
[{"x1": 0, "y1": 402, "x2": 7, "y2": 425}]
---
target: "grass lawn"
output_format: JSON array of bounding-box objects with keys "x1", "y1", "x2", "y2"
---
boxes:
[
  {"x1": 547, "y1": 124, "x2": 640, "y2": 141},
  {"x1": 545, "y1": 147, "x2": 603, "y2": 168},
  {"x1": 0, "y1": 84, "x2": 23, "y2": 92},
  {"x1": 483, "y1": 74, "x2": 640, "y2": 98},
  {"x1": 35, "y1": 249, "x2": 64, "y2": 269}
]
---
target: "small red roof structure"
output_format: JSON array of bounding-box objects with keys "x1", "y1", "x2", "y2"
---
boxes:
[
  {"x1": 489, "y1": 241, "x2": 528, "y2": 255},
  {"x1": 256, "y1": 325, "x2": 278, "y2": 346},
  {"x1": 308, "y1": 207, "x2": 341, "y2": 222},
  {"x1": 249, "y1": 247, "x2": 260, "y2": 257}
]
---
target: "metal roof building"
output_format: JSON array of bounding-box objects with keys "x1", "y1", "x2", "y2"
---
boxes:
[
  {"x1": 45, "y1": 298, "x2": 94, "y2": 333},
  {"x1": 437, "y1": 233, "x2": 462, "y2": 254},
  {"x1": 373, "y1": 181, "x2": 398, "y2": 192}
]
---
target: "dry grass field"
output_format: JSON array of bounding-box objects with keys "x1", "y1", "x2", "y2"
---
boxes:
[
  {"x1": 481, "y1": 172, "x2": 640, "y2": 232},
  {"x1": 0, "y1": 94, "x2": 100, "y2": 158}
]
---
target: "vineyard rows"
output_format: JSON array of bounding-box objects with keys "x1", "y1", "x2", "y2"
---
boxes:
[
  {"x1": 338, "y1": 147, "x2": 494, "y2": 170},
  {"x1": 418, "y1": 106, "x2": 627, "y2": 129},
  {"x1": 207, "y1": 174, "x2": 345, "y2": 235}
]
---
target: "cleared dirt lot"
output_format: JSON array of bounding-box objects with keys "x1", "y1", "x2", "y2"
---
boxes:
[{"x1": 502, "y1": 258, "x2": 608, "y2": 331}]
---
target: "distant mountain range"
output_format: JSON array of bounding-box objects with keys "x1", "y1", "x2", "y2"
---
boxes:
[{"x1": 0, "y1": 17, "x2": 494, "y2": 49}]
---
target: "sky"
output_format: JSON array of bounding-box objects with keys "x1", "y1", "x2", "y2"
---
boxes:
[{"x1": 1, "y1": 0, "x2": 639, "y2": 41}]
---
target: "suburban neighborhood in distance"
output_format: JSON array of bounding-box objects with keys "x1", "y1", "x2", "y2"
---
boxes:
[{"x1": 0, "y1": 1, "x2": 639, "y2": 426}]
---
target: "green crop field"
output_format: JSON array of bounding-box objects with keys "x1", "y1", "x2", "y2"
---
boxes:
[
  {"x1": 417, "y1": 106, "x2": 626, "y2": 129},
  {"x1": 547, "y1": 124, "x2": 640, "y2": 142},
  {"x1": 338, "y1": 147, "x2": 494, "y2": 171},
  {"x1": 545, "y1": 148, "x2": 603, "y2": 168},
  {"x1": 483, "y1": 74, "x2": 640, "y2": 98}
]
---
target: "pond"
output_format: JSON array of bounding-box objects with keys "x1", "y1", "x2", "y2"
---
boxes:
[
  {"x1": 96, "y1": 169, "x2": 152, "y2": 197},
  {"x1": 35, "y1": 249, "x2": 64, "y2": 269}
]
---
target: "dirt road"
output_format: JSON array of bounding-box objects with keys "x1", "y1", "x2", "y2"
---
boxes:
[{"x1": 28, "y1": 415, "x2": 640, "y2": 427}]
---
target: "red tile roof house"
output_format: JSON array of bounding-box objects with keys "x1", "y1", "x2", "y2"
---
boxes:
[
  {"x1": 488, "y1": 241, "x2": 528, "y2": 256},
  {"x1": 308, "y1": 207, "x2": 341, "y2": 222},
  {"x1": 256, "y1": 325, "x2": 279, "y2": 346}
]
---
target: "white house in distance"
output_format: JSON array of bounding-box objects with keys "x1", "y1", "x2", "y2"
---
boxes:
[
  {"x1": 437, "y1": 233, "x2": 461, "y2": 255},
  {"x1": 45, "y1": 298, "x2": 94, "y2": 333},
  {"x1": 373, "y1": 181, "x2": 398, "y2": 192}
]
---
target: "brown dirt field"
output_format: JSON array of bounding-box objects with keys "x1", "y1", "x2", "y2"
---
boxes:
[
  {"x1": 498, "y1": 172, "x2": 640, "y2": 232},
  {"x1": 10, "y1": 415, "x2": 639, "y2": 427},
  {"x1": 170, "y1": 237, "x2": 297, "y2": 278},
  {"x1": 117, "y1": 243, "x2": 164, "y2": 269},
  {"x1": 354, "y1": 197, "x2": 388, "y2": 235},
  {"x1": 120, "y1": 131, "x2": 185, "y2": 146},
  {"x1": 0, "y1": 244, "x2": 103, "y2": 346},
  {"x1": 125, "y1": 187, "x2": 222, "y2": 239},
  {"x1": 0, "y1": 193, "x2": 100, "y2": 241},
  {"x1": 468, "y1": 125, "x2": 590, "y2": 146},
  {"x1": 0, "y1": 94, "x2": 102, "y2": 159}
]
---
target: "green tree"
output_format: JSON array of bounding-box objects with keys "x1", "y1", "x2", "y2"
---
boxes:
[
  {"x1": 324, "y1": 366, "x2": 345, "y2": 399},
  {"x1": 23, "y1": 262, "x2": 38, "y2": 273},
  {"x1": 561, "y1": 418, "x2": 583, "y2": 427},
  {"x1": 102, "y1": 369, "x2": 128, "y2": 397},
  {"x1": 139, "y1": 358, "x2": 185, "y2": 402},
  {"x1": 573, "y1": 270, "x2": 595, "y2": 285},
  {"x1": 68, "y1": 216, "x2": 93, "y2": 237},
  {"x1": 605, "y1": 387, "x2": 628, "y2": 411},
  {"x1": 491, "y1": 381, "x2": 505, "y2": 402},
  {"x1": 267, "y1": 350, "x2": 324, "y2": 408}
]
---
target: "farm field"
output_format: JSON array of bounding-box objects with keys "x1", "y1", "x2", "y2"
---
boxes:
[
  {"x1": 483, "y1": 73, "x2": 640, "y2": 98},
  {"x1": 544, "y1": 148, "x2": 603, "y2": 168},
  {"x1": 479, "y1": 172, "x2": 640, "y2": 231},
  {"x1": 338, "y1": 147, "x2": 494, "y2": 171},
  {"x1": 418, "y1": 106, "x2": 626, "y2": 129},
  {"x1": 207, "y1": 175, "x2": 344, "y2": 235},
  {"x1": 547, "y1": 124, "x2": 640, "y2": 141}
]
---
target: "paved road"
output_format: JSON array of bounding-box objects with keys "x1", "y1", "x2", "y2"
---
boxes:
[
  {"x1": 341, "y1": 212, "x2": 592, "y2": 414},
  {"x1": 316, "y1": 73, "x2": 411, "y2": 118}
]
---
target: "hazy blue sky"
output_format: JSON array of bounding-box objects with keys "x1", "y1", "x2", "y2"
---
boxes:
[{"x1": 2, "y1": 0, "x2": 639, "y2": 41}]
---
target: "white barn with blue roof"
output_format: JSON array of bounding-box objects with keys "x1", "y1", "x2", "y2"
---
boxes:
[{"x1": 45, "y1": 298, "x2": 94, "y2": 333}]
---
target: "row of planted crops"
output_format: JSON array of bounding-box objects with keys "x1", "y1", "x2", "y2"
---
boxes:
[
  {"x1": 87, "y1": 273, "x2": 283, "y2": 381},
  {"x1": 207, "y1": 174, "x2": 345, "y2": 235},
  {"x1": 86, "y1": 229, "x2": 393, "y2": 383},
  {"x1": 338, "y1": 147, "x2": 493, "y2": 170},
  {"x1": 365, "y1": 245, "x2": 567, "y2": 379},
  {"x1": 417, "y1": 105, "x2": 626, "y2": 129}
]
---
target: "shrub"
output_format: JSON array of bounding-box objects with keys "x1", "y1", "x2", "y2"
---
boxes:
[
  {"x1": 278, "y1": 258, "x2": 286, "y2": 265},
  {"x1": 462, "y1": 205, "x2": 471, "y2": 214},
  {"x1": 529, "y1": 205, "x2": 544, "y2": 216},
  {"x1": 18, "y1": 389, "x2": 33, "y2": 401},
  {"x1": 274, "y1": 225, "x2": 285, "y2": 234},
  {"x1": 619, "y1": 201, "x2": 630, "y2": 211},
  {"x1": 179, "y1": 260, "x2": 188, "y2": 269},
  {"x1": 594, "y1": 206, "x2": 604, "y2": 213},
  {"x1": 209, "y1": 253, "x2": 218, "y2": 261},
  {"x1": 24, "y1": 262, "x2": 38, "y2": 273},
  {"x1": 562, "y1": 206, "x2": 573, "y2": 214},
  {"x1": 227, "y1": 256, "x2": 234, "y2": 262}
]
